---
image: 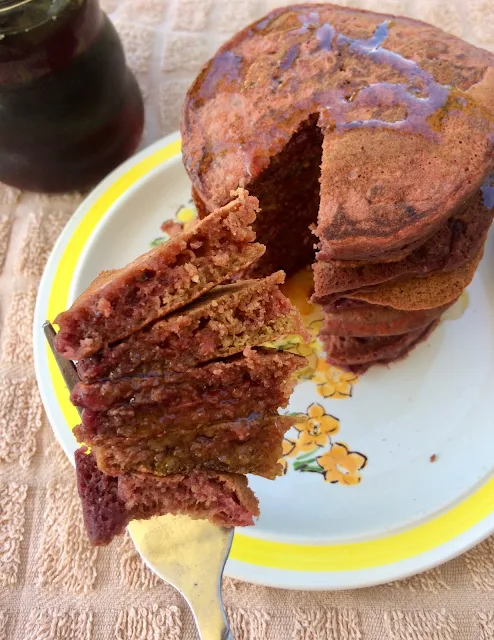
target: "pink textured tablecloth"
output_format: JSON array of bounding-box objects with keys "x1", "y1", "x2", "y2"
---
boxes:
[{"x1": 1, "y1": 1, "x2": 494, "y2": 638}]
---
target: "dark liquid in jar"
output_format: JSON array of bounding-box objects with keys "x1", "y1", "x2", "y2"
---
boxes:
[{"x1": 0, "y1": 0, "x2": 144, "y2": 192}]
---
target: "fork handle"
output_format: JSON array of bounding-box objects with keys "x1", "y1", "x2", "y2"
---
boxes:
[{"x1": 186, "y1": 591, "x2": 234, "y2": 640}]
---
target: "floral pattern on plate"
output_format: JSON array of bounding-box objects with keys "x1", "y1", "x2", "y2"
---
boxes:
[{"x1": 280, "y1": 404, "x2": 367, "y2": 484}]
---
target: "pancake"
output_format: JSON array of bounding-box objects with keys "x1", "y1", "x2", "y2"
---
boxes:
[
  {"x1": 78, "y1": 392, "x2": 292, "y2": 440},
  {"x1": 54, "y1": 188, "x2": 264, "y2": 359},
  {"x1": 321, "y1": 301, "x2": 452, "y2": 337},
  {"x1": 87, "y1": 413, "x2": 293, "y2": 480},
  {"x1": 75, "y1": 448, "x2": 259, "y2": 545},
  {"x1": 182, "y1": 3, "x2": 494, "y2": 270},
  {"x1": 347, "y1": 247, "x2": 484, "y2": 310},
  {"x1": 71, "y1": 350, "x2": 304, "y2": 438},
  {"x1": 312, "y1": 189, "x2": 494, "y2": 305},
  {"x1": 76, "y1": 271, "x2": 307, "y2": 383},
  {"x1": 322, "y1": 320, "x2": 439, "y2": 373}
]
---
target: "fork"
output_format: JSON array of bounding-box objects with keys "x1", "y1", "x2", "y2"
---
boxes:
[{"x1": 43, "y1": 321, "x2": 235, "y2": 640}]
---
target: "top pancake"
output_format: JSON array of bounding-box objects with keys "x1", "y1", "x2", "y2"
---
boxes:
[{"x1": 182, "y1": 3, "x2": 494, "y2": 260}]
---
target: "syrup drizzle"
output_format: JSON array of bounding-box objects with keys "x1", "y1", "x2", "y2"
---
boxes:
[
  {"x1": 316, "y1": 20, "x2": 450, "y2": 140},
  {"x1": 481, "y1": 174, "x2": 494, "y2": 210},
  {"x1": 280, "y1": 44, "x2": 300, "y2": 71},
  {"x1": 194, "y1": 12, "x2": 453, "y2": 142},
  {"x1": 315, "y1": 23, "x2": 335, "y2": 50},
  {"x1": 194, "y1": 51, "x2": 242, "y2": 104},
  {"x1": 190, "y1": 7, "x2": 492, "y2": 185}
]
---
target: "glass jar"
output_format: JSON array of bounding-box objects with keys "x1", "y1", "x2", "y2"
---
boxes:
[{"x1": 0, "y1": 0, "x2": 144, "y2": 192}]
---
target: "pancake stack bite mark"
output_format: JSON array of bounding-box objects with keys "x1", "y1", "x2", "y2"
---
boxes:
[
  {"x1": 54, "y1": 189, "x2": 308, "y2": 545},
  {"x1": 182, "y1": 3, "x2": 494, "y2": 373}
]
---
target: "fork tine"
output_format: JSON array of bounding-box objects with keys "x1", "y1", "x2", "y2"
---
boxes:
[{"x1": 43, "y1": 321, "x2": 81, "y2": 399}]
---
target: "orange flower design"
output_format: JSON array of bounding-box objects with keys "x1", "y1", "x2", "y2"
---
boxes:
[
  {"x1": 317, "y1": 443, "x2": 367, "y2": 486},
  {"x1": 293, "y1": 403, "x2": 340, "y2": 452},
  {"x1": 312, "y1": 358, "x2": 358, "y2": 399},
  {"x1": 275, "y1": 408, "x2": 367, "y2": 483},
  {"x1": 308, "y1": 319, "x2": 323, "y2": 336},
  {"x1": 176, "y1": 204, "x2": 197, "y2": 230},
  {"x1": 262, "y1": 334, "x2": 320, "y2": 378},
  {"x1": 293, "y1": 340, "x2": 319, "y2": 378},
  {"x1": 281, "y1": 437, "x2": 297, "y2": 458},
  {"x1": 279, "y1": 438, "x2": 296, "y2": 474},
  {"x1": 153, "y1": 202, "x2": 198, "y2": 247}
]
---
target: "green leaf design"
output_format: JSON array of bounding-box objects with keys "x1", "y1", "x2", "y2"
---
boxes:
[
  {"x1": 293, "y1": 464, "x2": 324, "y2": 473},
  {"x1": 299, "y1": 464, "x2": 324, "y2": 474},
  {"x1": 293, "y1": 458, "x2": 321, "y2": 472},
  {"x1": 150, "y1": 236, "x2": 167, "y2": 247},
  {"x1": 296, "y1": 448, "x2": 321, "y2": 462}
]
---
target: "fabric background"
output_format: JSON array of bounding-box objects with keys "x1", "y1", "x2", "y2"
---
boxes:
[{"x1": 1, "y1": 0, "x2": 493, "y2": 638}]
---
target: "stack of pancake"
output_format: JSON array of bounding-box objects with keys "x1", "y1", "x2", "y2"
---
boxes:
[
  {"x1": 312, "y1": 188, "x2": 494, "y2": 372},
  {"x1": 181, "y1": 3, "x2": 494, "y2": 373},
  {"x1": 54, "y1": 190, "x2": 306, "y2": 545}
]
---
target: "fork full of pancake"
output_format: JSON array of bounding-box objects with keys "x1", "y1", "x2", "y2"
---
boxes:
[{"x1": 53, "y1": 3, "x2": 494, "y2": 544}]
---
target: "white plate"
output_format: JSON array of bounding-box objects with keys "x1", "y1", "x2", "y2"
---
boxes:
[{"x1": 34, "y1": 132, "x2": 494, "y2": 590}]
